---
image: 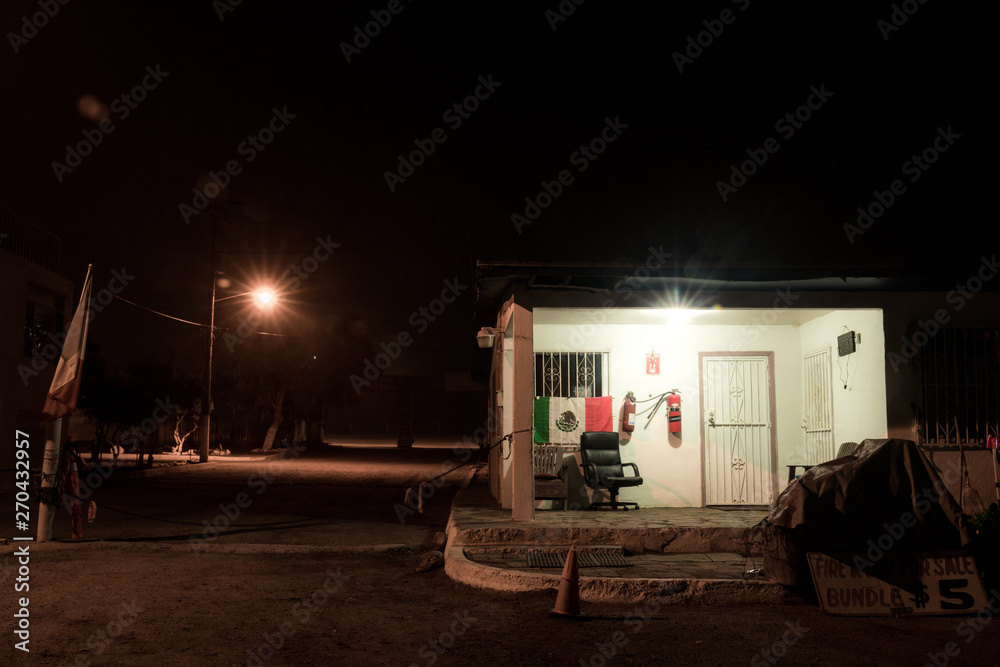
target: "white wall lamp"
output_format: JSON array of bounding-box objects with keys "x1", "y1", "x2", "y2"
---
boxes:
[{"x1": 476, "y1": 327, "x2": 503, "y2": 349}]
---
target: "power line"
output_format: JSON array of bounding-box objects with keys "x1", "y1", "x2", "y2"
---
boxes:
[
  {"x1": 110, "y1": 294, "x2": 286, "y2": 337},
  {"x1": 56, "y1": 228, "x2": 459, "y2": 255}
]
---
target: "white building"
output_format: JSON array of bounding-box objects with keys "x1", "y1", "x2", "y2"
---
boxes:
[{"x1": 475, "y1": 259, "x2": 1000, "y2": 520}]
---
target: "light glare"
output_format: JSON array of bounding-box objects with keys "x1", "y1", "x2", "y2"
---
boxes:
[{"x1": 255, "y1": 289, "x2": 277, "y2": 307}]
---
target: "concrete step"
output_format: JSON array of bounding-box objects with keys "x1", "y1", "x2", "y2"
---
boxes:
[
  {"x1": 450, "y1": 522, "x2": 756, "y2": 555},
  {"x1": 445, "y1": 545, "x2": 796, "y2": 605}
]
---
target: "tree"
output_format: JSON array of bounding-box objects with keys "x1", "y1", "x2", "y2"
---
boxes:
[
  {"x1": 78, "y1": 342, "x2": 140, "y2": 466},
  {"x1": 78, "y1": 343, "x2": 202, "y2": 466},
  {"x1": 216, "y1": 335, "x2": 320, "y2": 450},
  {"x1": 171, "y1": 398, "x2": 201, "y2": 454},
  {"x1": 121, "y1": 356, "x2": 202, "y2": 462},
  {"x1": 214, "y1": 312, "x2": 373, "y2": 450}
]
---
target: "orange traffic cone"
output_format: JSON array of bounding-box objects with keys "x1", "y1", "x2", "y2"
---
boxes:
[{"x1": 552, "y1": 545, "x2": 585, "y2": 618}]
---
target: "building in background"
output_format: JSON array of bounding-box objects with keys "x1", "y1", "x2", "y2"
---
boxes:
[
  {"x1": 1, "y1": 206, "x2": 73, "y2": 491},
  {"x1": 324, "y1": 372, "x2": 488, "y2": 447}
]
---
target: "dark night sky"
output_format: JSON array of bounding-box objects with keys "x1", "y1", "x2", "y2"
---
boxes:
[{"x1": 1, "y1": 1, "x2": 995, "y2": 375}]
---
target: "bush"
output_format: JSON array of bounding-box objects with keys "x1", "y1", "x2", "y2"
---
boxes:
[{"x1": 970, "y1": 502, "x2": 1000, "y2": 590}]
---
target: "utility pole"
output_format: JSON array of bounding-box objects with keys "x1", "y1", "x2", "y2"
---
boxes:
[{"x1": 198, "y1": 212, "x2": 218, "y2": 463}]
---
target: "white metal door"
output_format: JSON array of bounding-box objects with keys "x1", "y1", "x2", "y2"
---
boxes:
[
  {"x1": 803, "y1": 348, "x2": 835, "y2": 463},
  {"x1": 703, "y1": 355, "x2": 775, "y2": 505}
]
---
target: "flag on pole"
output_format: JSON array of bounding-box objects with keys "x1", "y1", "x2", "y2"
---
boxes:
[
  {"x1": 533, "y1": 396, "x2": 614, "y2": 444},
  {"x1": 41, "y1": 264, "x2": 93, "y2": 425}
]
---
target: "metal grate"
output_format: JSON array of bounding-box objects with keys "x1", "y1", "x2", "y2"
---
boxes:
[
  {"x1": 919, "y1": 328, "x2": 1000, "y2": 445},
  {"x1": 525, "y1": 548, "x2": 631, "y2": 568},
  {"x1": 534, "y1": 352, "x2": 609, "y2": 398}
]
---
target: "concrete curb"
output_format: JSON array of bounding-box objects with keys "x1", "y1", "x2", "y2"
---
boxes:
[
  {"x1": 111, "y1": 461, "x2": 219, "y2": 477},
  {"x1": 450, "y1": 523, "x2": 753, "y2": 555},
  {"x1": 62, "y1": 461, "x2": 220, "y2": 482},
  {"x1": 26, "y1": 540, "x2": 414, "y2": 556},
  {"x1": 442, "y1": 485, "x2": 799, "y2": 605},
  {"x1": 444, "y1": 545, "x2": 797, "y2": 605}
]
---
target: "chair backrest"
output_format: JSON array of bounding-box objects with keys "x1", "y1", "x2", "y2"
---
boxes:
[
  {"x1": 533, "y1": 444, "x2": 562, "y2": 476},
  {"x1": 836, "y1": 441, "x2": 860, "y2": 458},
  {"x1": 580, "y1": 431, "x2": 624, "y2": 481}
]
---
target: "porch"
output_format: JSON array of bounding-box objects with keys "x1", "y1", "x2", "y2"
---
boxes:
[
  {"x1": 443, "y1": 484, "x2": 794, "y2": 604},
  {"x1": 449, "y1": 485, "x2": 766, "y2": 554}
]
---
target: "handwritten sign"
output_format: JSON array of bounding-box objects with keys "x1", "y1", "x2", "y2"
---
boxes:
[{"x1": 807, "y1": 551, "x2": 988, "y2": 616}]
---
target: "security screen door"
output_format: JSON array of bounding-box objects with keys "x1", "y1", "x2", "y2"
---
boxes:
[
  {"x1": 702, "y1": 354, "x2": 776, "y2": 505},
  {"x1": 803, "y1": 347, "x2": 835, "y2": 464}
]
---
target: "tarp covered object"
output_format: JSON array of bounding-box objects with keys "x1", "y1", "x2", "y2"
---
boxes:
[{"x1": 762, "y1": 438, "x2": 971, "y2": 586}]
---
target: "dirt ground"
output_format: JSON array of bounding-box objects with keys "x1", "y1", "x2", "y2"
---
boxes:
[
  {"x1": 4, "y1": 450, "x2": 1000, "y2": 665},
  {"x1": 3, "y1": 542, "x2": 999, "y2": 666}
]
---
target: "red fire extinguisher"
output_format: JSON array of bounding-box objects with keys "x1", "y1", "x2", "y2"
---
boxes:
[
  {"x1": 622, "y1": 392, "x2": 636, "y2": 433},
  {"x1": 667, "y1": 391, "x2": 681, "y2": 434}
]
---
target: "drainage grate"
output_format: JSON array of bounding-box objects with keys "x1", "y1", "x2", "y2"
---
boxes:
[
  {"x1": 525, "y1": 548, "x2": 631, "y2": 568},
  {"x1": 581, "y1": 550, "x2": 632, "y2": 568},
  {"x1": 526, "y1": 551, "x2": 564, "y2": 568}
]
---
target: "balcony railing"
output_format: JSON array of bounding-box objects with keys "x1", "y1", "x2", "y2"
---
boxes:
[{"x1": 0, "y1": 205, "x2": 61, "y2": 274}]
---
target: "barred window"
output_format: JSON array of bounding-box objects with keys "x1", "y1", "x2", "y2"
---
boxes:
[
  {"x1": 23, "y1": 284, "x2": 65, "y2": 358},
  {"x1": 534, "y1": 352, "x2": 609, "y2": 398},
  {"x1": 919, "y1": 327, "x2": 1000, "y2": 444}
]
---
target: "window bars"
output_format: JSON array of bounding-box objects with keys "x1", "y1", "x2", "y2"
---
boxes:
[
  {"x1": 919, "y1": 327, "x2": 1000, "y2": 445},
  {"x1": 534, "y1": 351, "x2": 609, "y2": 398}
]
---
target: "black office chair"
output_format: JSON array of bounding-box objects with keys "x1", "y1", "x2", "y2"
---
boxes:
[{"x1": 579, "y1": 431, "x2": 643, "y2": 510}]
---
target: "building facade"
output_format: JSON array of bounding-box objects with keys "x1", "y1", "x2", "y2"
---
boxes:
[
  {"x1": 1, "y1": 207, "x2": 74, "y2": 493},
  {"x1": 475, "y1": 260, "x2": 1000, "y2": 520}
]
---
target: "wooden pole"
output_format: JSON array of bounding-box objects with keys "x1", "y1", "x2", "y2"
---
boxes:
[{"x1": 37, "y1": 418, "x2": 63, "y2": 542}]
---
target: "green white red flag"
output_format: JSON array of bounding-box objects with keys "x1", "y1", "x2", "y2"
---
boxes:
[
  {"x1": 533, "y1": 396, "x2": 613, "y2": 444},
  {"x1": 41, "y1": 264, "x2": 93, "y2": 425}
]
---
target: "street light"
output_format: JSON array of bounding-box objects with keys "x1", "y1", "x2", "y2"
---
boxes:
[
  {"x1": 216, "y1": 287, "x2": 279, "y2": 305},
  {"x1": 198, "y1": 274, "x2": 278, "y2": 463},
  {"x1": 254, "y1": 288, "x2": 277, "y2": 308}
]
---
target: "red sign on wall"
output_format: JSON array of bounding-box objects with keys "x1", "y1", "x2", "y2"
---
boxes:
[{"x1": 646, "y1": 353, "x2": 660, "y2": 375}]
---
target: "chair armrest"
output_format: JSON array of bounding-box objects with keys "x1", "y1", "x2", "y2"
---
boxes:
[
  {"x1": 580, "y1": 462, "x2": 599, "y2": 484},
  {"x1": 786, "y1": 463, "x2": 814, "y2": 483},
  {"x1": 623, "y1": 462, "x2": 640, "y2": 477}
]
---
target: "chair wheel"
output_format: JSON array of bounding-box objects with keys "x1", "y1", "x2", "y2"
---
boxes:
[
  {"x1": 635, "y1": 505, "x2": 640, "y2": 510},
  {"x1": 623, "y1": 506, "x2": 629, "y2": 511}
]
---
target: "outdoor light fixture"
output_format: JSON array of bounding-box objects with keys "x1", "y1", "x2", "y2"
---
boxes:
[
  {"x1": 254, "y1": 288, "x2": 277, "y2": 308},
  {"x1": 215, "y1": 284, "x2": 279, "y2": 305},
  {"x1": 476, "y1": 327, "x2": 502, "y2": 349},
  {"x1": 665, "y1": 308, "x2": 694, "y2": 327},
  {"x1": 199, "y1": 273, "x2": 278, "y2": 463}
]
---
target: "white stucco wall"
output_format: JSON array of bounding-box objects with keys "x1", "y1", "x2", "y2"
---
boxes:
[
  {"x1": 798, "y1": 309, "x2": 888, "y2": 462},
  {"x1": 532, "y1": 308, "x2": 887, "y2": 508},
  {"x1": 534, "y1": 320, "x2": 802, "y2": 507}
]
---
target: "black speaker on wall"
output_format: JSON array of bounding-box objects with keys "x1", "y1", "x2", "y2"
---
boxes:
[{"x1": 838, "y1": 331, "x2": 856, "y2": 356}]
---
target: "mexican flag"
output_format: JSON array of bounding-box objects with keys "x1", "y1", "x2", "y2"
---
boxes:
[
  {"x1": 41, "y1": 264, "x2": 93, "y2": 425},
  {"x1": 533, "y1": 396, "x2": 614, "y2": 444}
]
